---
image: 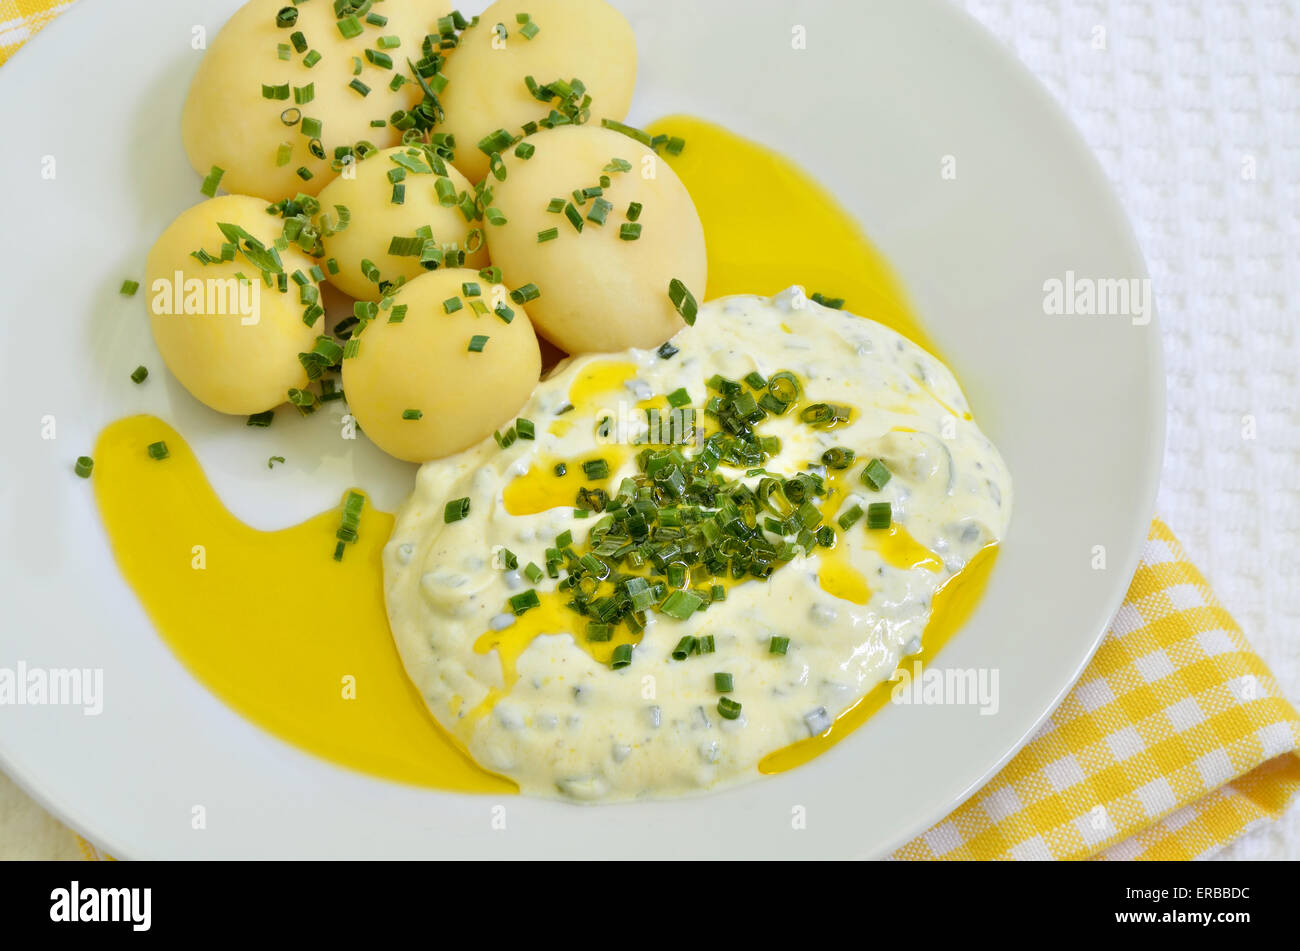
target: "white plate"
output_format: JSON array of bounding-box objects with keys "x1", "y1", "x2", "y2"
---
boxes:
[{"x1": 0, "y1": 0, "x2": 1163, "y2": 858}]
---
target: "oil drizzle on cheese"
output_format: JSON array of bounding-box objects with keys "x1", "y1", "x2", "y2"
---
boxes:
[
  {"x1": 647, "y1": 115, "x2": 943, "y2": 359},
  {"x1": 91, "y1": 415, "x2": 513, "y2": 794},
  {"x1": 760, "y1": 544, "x2": 999, "y2": 774}
]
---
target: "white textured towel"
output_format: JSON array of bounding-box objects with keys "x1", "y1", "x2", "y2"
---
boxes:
[{"x1": 958, "y1": 0, "x2": 1300, "y2": 860}]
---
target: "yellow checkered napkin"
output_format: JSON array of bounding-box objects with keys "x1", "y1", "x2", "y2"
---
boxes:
[
  {"x1": 896, "y1": 519, "x2": 1300, "y2": 860},
  {"x1": 3, "y1": 0, "x2": 1298, "y2": 863},
  {"x1": 0, "y1": 0, "x2": 73, "y2": 66}
]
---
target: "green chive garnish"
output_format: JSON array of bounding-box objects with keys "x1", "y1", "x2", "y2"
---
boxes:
[
  {"x1": 837, "y1": 504, "x2": 863, "y2": 530},
  {"x1": 467, "y1": 334, "x2": 489, "y2": 352},
  {"x1": 74, "y1": 456, "x2": 94, "y2": 478},
  {"x1": 618, "y1": 222, "x2": 641, "y2": 240},
  {"x1": 199, "y1": 165, "x2": 225, "y2": 197},
  {"x1": 119, "y1": 279, "x2": 139, "y2": 296},
  {"x1": 822, "y1": 447, "x2": 856, "y2": 469},
  {"x1": 268, "y1": 455, "x2": 285, "y2": 469},
  {"x1": 147, "y1": 441, "x2": 169, "y2": 461},
  {"x1": 610, "y1": 643, "x2": 633, "y2": 669},
  {"x1": 668, "y1": 278, "x2": 698, "y2": 325},
  {"x1": 714, "y1": 672, "x2": 734, "y2": 692},
  {"x1": 861, "y1": 458, "x2": 891, "y2": 490},
  {"x1": 537, "y1": 227, "x2": 558, "y2": 242},
  {"x1": 401, "y1": 409, "x2": 423, "y2": 420},
  {"x1": 444, "y1": 498, "x2": 471, "y2": 523},
  {"x1": 660, "y1": 590, "x2": 703, "y2": 619},
  {"x1": 717, "y1": 697, "x2": 742, "y2": 720},
  {"x1": 247, "y1": 411, "x2": 274, "y2": 428},
  {"x1": 130, "y1": 365, "x2": 148, "y2": 384},
  {"x1": 866, "y1": 502, "x2": 892, "y2": 530},
  {"x1": 509, "y1": 589, "x2": 541, "y2": 616},
  {"x1": 510, "y1": 283, "x2": 540, "y2": 304},
  {"x1": 443, "y1": 296, "x2": 463, "y2": 314},
  {"x1": 769, "y1": 636, "x2": 790, "y2": 655}
]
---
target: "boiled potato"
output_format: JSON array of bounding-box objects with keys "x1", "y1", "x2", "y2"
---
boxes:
[
  {"x1": 342, "y1": 268, "x2": 541, "y2": 461},
  {"x1": 182, "y1": 0, "x2": 447, "y2": 201},
  {"x1": 484, "y1": 125, "x2": 706, "y2": 354},
  {"x1": 146, "y1": 195, "x2": 320, "y2": 415},
  {"x1": 437, "y1": 0, "x2": 636, "y2": 182},
  {"x1": 316, "y1": 145, "x2": 488, "y2": 300}
]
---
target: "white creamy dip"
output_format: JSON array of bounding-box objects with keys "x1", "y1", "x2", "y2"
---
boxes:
[{"x1": 383, "y1": 288, "x2": 1012, "y2": 801}]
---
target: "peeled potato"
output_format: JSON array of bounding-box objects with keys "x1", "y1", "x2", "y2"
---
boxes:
[
  {"x1": 146, "y1": 195, "x2": 321, "y2": 415},
  {"x1": 316, "y1": 145, "x2": 488, "y2": 300},
  {"x1": 342, "y1": 268, "x2": 541, "y2": 461},
  {"x1": 484, "y1": 125, "x2": 706, "y2": 354},
  {"x1": 437, "y1": 0, "x2": 636, "y2": 182},
  {"x1": 182, "y1": 0, "x2": 447, "y2": 201}
]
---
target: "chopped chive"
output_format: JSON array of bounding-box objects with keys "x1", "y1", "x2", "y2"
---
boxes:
[
  {"x1": 545, "y1": 197, "x2": 565, "y2": 213},
  {"x1": 714, "y1": 672, "x2": 734, "y2": 692},
  {"x1": 267, "y1": 455, "x2": 285, "y2": 469},
  {"x1": 861, "y1": 458, "x2": 891, "y2": 491},
  {"x1": 537, "y1": 227, "x2": 558, "y2": 243},
  {"x1": 509, "y1": 589, "x2": 541, "y2": 616},
  {"x1": 461, "y1": 281, "x2": 481, "y2": 297},
  {"x1": 493, "y1": 302, "x2": 515, "y2": 323},
  {"x1": 401, "y1": 409, "x2": 423, "y2": 420},
  {"x1": 626, "y1": 201, "x2": 643, "y2": 221},
  {"x1": 510, "y1": 283, "x2": 540, "y2": 304},
  {"x1": 668, "y1": 278, "x2": 698, "y2": 325},
  {"x1": 524, "y1": 562, "x2": 544, "y2": 583},
  {"x1": 717, "y1": 697, "x2": 742, "y2": 720},
  {"x1": 516, "y1": 418, "x2": 535, "y2": 440},
  {"x1": 582, "y1": 458, "x2": 609, "y2": 480},
  {"x1": 822, "y1": 447, "x2": 856, "y2": 469},
  {"x1": 671, "y1": 636, "x2": 697, "y2": 661},
  {"x1": 837, "y1": 504, "x2": 863, "y2": 530},
  {"x1": 563, "y1": 202, "x2": 584, "y2": 232},
  {"x1": 586, "y1": 622, "x2": 613, "y2": 642},
  {"x1": 666, "y1": 387, "x2": 691, "y2": 408},
  {"x1": 610, "y1": 643, "x2": 633, "y2": 669},
  {"x1": 275, "y1": 6, "x2": 298, "y2": 28},
  {"x1": 866, "y1": 502, "x2": 892, "y2": 530},
  {"x1": 147, "y1": 441, "x2": 169, "y2": 461},
  {"x1": 348, "y1": 79, "x2": 371, "y2": 97},
  {"x1": 119, "y1": 279, "x2": 139, "y2": 296},
  {"x1": 336, "y1": 15, "x2": 363, "y2": 38},
  {"x1": 586, "y1": 197, "x2": 612, "y2": 225},
  {"x1": 769, "y1": 636, "x2": 790, "y2": 655},
  {"x1": 660, "y1": 590, "x2": 703, "y2": 619},
  {"x1": 130, "y1": 365, "x2": 148, "y2": 384},
  {"x1": 199, "y1": 165, "x2": 225, "y2": 197},
  {"x1": 443, "y1": 296, "x2": 463, "y2": 314},
  {"x1": 303, "y1": 49, "x2": 322, "y2": 68},
  {"x1": 247, "y1": 411, "x2": 274, "y2": 428},
  {"x1": 74, "y1": 456, "x2": 94, "y2": 478},
  {"x1": 618, "y1": 222, "x2": 641, "y2": 240},
  {"x1": 468, "y1": 334, "x2": 489, "y2": 352},
  {"x1": 444, "y1": 498, "x2": 471, "y2": 523},
  {"x1": 479, "y1": 265, "x2": 502, "y2": 283}
]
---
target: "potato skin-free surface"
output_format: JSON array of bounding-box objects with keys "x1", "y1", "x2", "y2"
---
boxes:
[
  {"x1": 485, "y1": 125, "x2": 706, "y2": 354},
  {"x1": 437, "y1": 0, "x2": 637, "y2": 182},
  {"x1": 342, "y1": 268, "x2": 542, "y2": 461},
  {"x1": 146, "y1": 195, "x2": 320, "y2": 415},
  {"x1": 317, "y1": 146, "x2": 488, "y2": 300},
  {"x1": 182, "y1": 0, "x2": 448, "y2": 201}
]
